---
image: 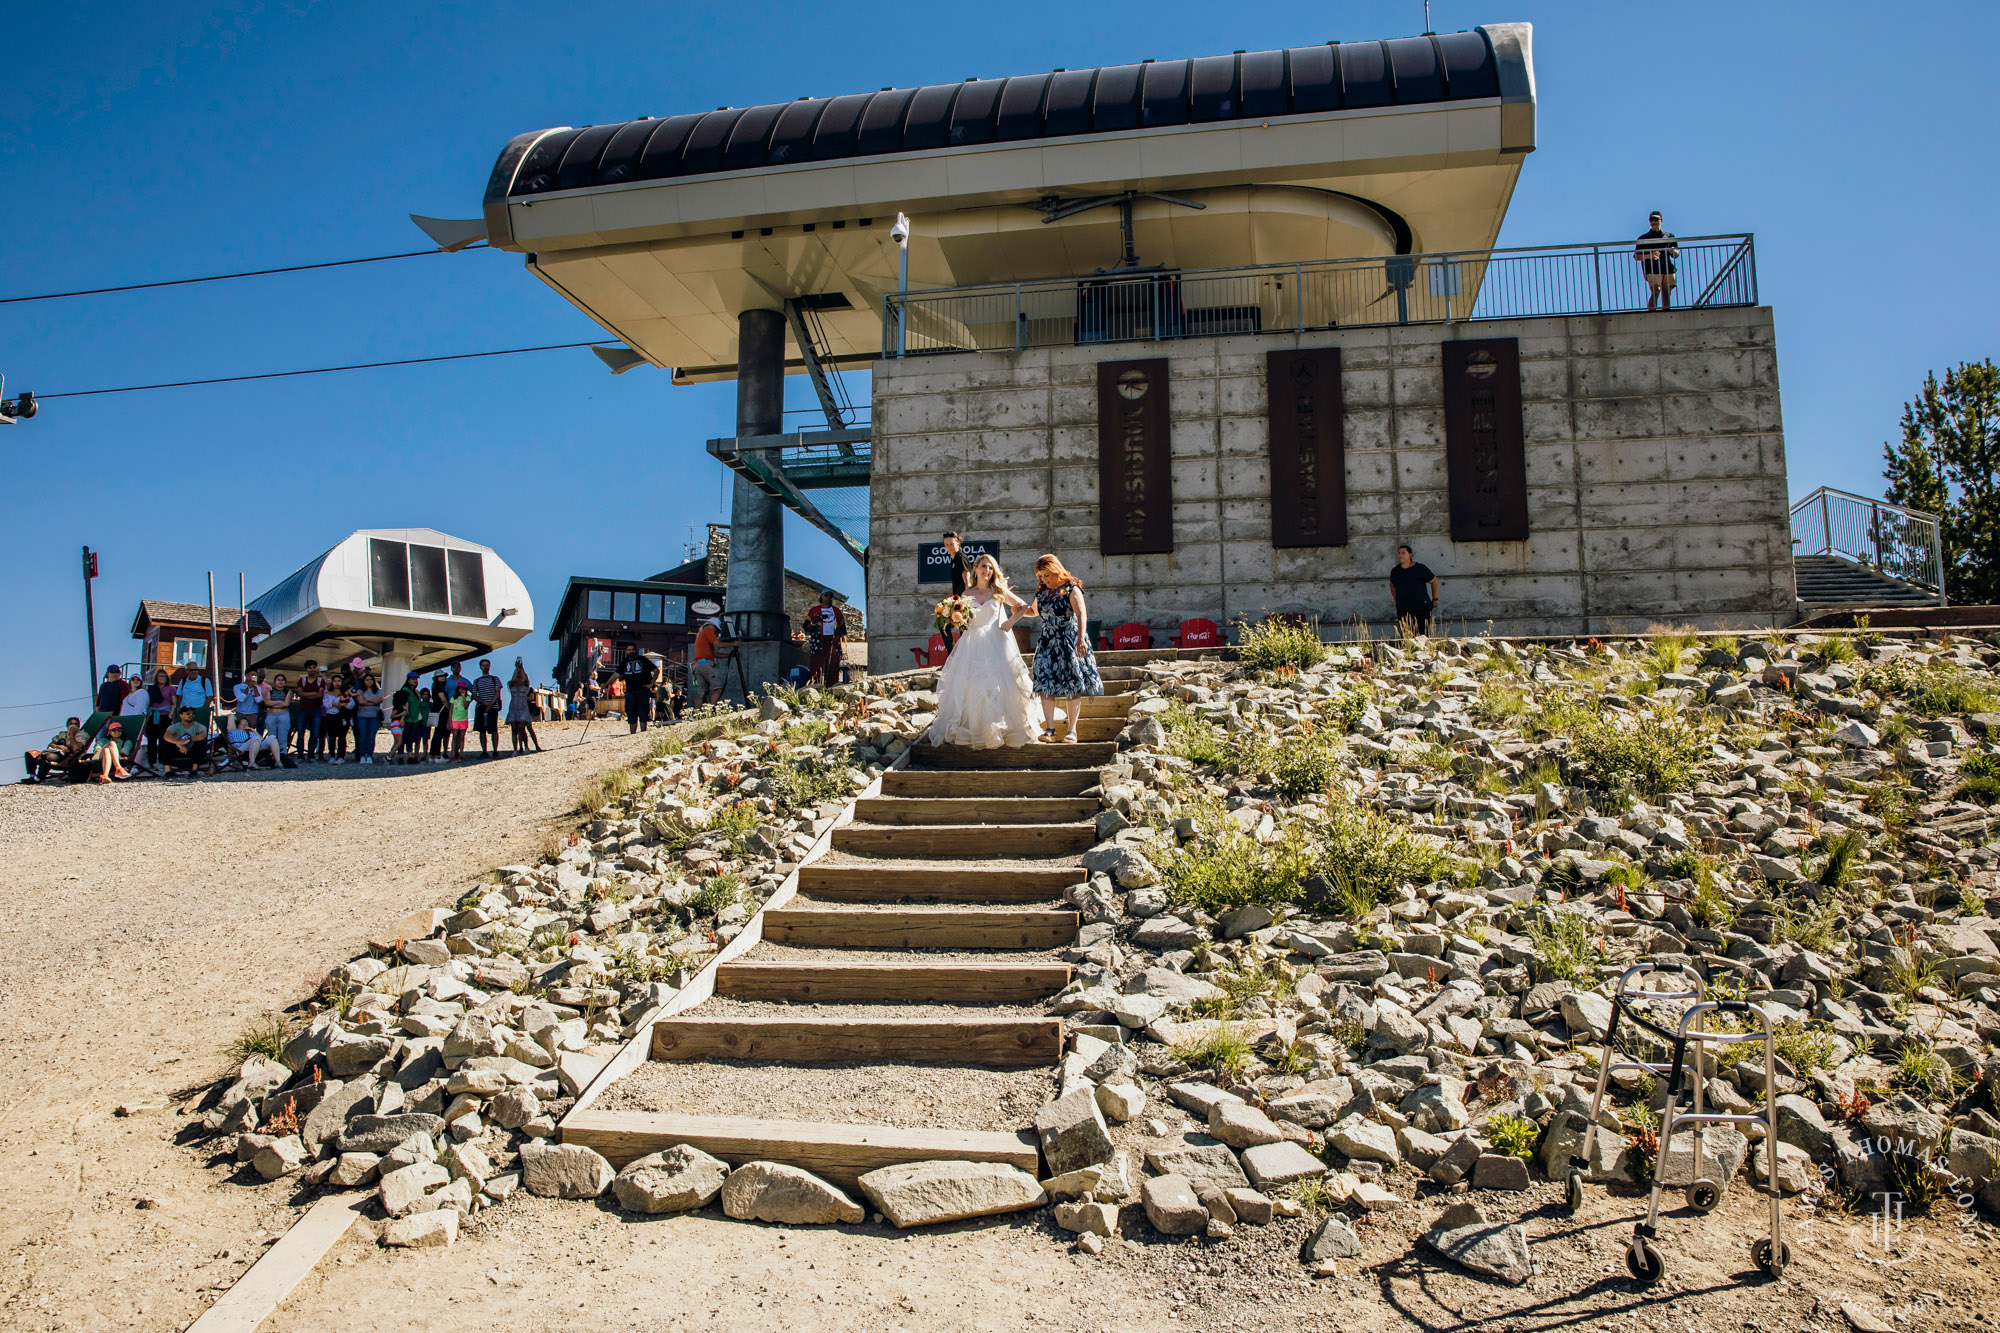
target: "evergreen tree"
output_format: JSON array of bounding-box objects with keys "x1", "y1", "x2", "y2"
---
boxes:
[{"x1": 1881, "y1": 359, "x2": 2000, "y2": 605}]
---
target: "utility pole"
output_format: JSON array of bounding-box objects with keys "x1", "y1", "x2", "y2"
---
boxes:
[{"x1": 81, "y1": 546, "x2": 99, "y2": 694}]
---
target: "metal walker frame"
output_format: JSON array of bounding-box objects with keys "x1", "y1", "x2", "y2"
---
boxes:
[{"x1": 1562, "y1": 963, "x2": 1790, "y2": 1282}]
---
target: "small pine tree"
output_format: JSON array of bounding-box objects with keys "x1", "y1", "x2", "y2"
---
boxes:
[{"x1": 1881, "y1": 359, "x2": 2000, "y2": 605}]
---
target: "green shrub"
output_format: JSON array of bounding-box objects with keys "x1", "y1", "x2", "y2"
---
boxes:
[
  {"x1": 1308, "y1": 804, "x2": 1462, "y2": 912},
  {"x1": 1958, "y1": 752, "x2": 2000, "y2": 806},
  {"x1": 1160, "y1": 817, "x2": 1314, "y2": 913},
  {"x1": 1541, "y1": 700, "x2": 1712, "y2": 796},
  {"x1": 687, "y1": 873, "x2": 745, "y2": 917},
  {"x1": 1273, "y1": 732, "x2": 1342, "y2": 801},
  {"x1": 1862, "y1": 659, "x2": 2000, "y2": 715},
  {"x1": 1161, "y1": 702, "x2": 1240, "y2": 769},
  {"x1": 227, "y1": 1012, "x2": 294, "y2": 1066},
  {"x1": 1475, "y1": 680, "x2": 1529, "y2": 724},
  {"x1": 1806, "y1": 828, "x2": 1867, "y2": 889},
  {"x1": 1525, "y1": 909, "x2": 1598, "y2": 984},
  {"x1": 1688, "y1": 878, "x2": 1738, "y2": 930},
  {"x1": 1236, "y1": 618, "x2": 1327, "y2": 672},
  {"x1": 1486, "y1": 1112, "x2": 1539, "y2": 1160},
  {"x1": 1170, "y1": 1026, "x2": 1253, "y2": 1081},
  {"x1": 708, "y1": 802, "x2": 764, "y2": 855},
  {"x1": 764, "y1": 755, "x2": 850, "y2": 812},
  {"x1": 779, "y1": 718, "x2": 832, "y2": 748},
  {"x1": 645, "y1": 730, "x2": 687, "y2": 761},
  {"x1": 1776, "y1": 897, "x2": 1842, "y2": 952},
  {"x1": 1315, "y1": 688, "x2": 1370, "y2": 733},
  {"x1": 1773, "y1": 1020, "x2": 1842, "y2": 1076}
]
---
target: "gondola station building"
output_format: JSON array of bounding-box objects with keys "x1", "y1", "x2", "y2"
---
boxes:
[{"x1": 452, "y1": 20, "x2": 1807, "y2": 683}]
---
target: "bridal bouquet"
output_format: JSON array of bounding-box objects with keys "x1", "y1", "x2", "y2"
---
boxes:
[{"x1": 933, "y1": 594, "x2": 974, "y2": 635}]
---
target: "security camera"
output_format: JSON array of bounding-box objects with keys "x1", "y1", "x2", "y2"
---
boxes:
[{"x1": 890, "y1": 213, "x2": 910, "y2": 245}]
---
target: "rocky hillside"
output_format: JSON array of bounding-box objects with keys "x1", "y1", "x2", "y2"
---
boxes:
[{"x1": 1059, "y1": 624, "x2": 2000, "y2": 1276}]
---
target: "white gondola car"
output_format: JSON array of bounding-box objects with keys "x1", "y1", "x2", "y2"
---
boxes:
[{"x1": 248, "y1": 528, "x2": 534, "y2": 684}]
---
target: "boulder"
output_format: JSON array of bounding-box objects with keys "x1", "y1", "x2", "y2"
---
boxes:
[
  {"x1": 856, "y1": 1160, "x2": 1045, "y2": 1228},
  {"x1": 1330, "y1": 1118, "x2": 1400, "y2": 1167},
  {"x1": 1224, "y1": 1186, "x2": 1273, "y2": 1225},
  {"x1": 339, "y1": 1114, "x2": 445, "y2": 1154},
  {"x1": 519, "y1": 1142, "x2": 615, "y2": 1199},
  {"x1": 1140, "y1": 1174, "x2": 1207, "y2": 1236},
  {"x1": 1303, "y1": 1216, "x2": 1362, "y2": 1271},
  {"x1": 1655, "y1": 1125, "x2": 1748, "y2": 1188},
  {"x1": 1144, "y1": 1139, "x2": 1251, "y2": 1190},
  {"x1": 611, "y1": 1145, "x2": 730, "y2": 1213},
  {"x1": 251, "y1": 1135, "x2": 308, "y2": 1181},
  {"x1": 1035, "y1": 1087, "x2": 1114, "y2": 1176},
  {"x1": 300, "y1": 1077, "x2": 377, "y2": 1152},
  {"x1": 1773, "y1": 1093, "x2": 1834, "y2": 1160},
  {"x1": 382, "y1": 1210, "x2": 458, "y2": 1248},
  {"x1": 1095, "y1": 1082, "x2": 1146, "y2": 1123},
  {"x1": 1241, "y1": 1141, "x2": 1328, "y2": 1189},
  {"x1": 719, "y1": 1161, "x2": 863, "y2": 1225},
  {"x1": 1472, "y1": 1154, "x2": 1531, "y2": 1191},
  {"x1": 1207, "y1": 1100, "x2": 1284, "y2": 1149},
  {"x1": 1053, "y1": 1199, "x2": 1119, "y2": 1236},
  {"x1": 1750, "y1": 1140, "x2": 1818, "y2": 1194},
  {"x1": 1860, "y1": 1094, "x2": 1945, "y2": 1156},
  {"x1": 1131, "y1": 916, "x2": 1205, "y2": 951},
  {"x1": 1558, "y1": 990, "x2": 1613, "y2": 1040},
  {"x1": 1431, "y1": 1132, "x2": 1487, "y2": 1186},
  {"x1": 378, "y1": 1161, "x2": 449, "y2": 1216},
  {"x1": 1948, "y1": 1129, "x2": 2000, "y2": 1187},
  {"x1": 1423, "y1": 1222, "x2": 1533, "y2": 1285}
]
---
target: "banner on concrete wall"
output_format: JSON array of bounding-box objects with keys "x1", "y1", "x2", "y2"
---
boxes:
[
  {"x1": 1441, "y1": 337, "x2": 1529, "y2": 542},
  {"x1": 1096, "y1": 358, "x2": 1174, "y2": 556},
  {"x1": 1266, "y1": 347, "x2": 1349, "y2": 547},
  {"x1": 916, "y1": 540, "x2": 1000, "y2": 584}
]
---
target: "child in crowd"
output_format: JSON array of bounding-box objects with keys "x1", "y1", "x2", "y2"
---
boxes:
[
  {"x1": 447, "y1": 681, "x2": 473, "y2": 761},
  {"x1": 322, "y1": 676, "x2": 348, "y2": 761}
]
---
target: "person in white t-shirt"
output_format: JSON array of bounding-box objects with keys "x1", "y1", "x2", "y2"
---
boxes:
[{"x1": 805, "y1": 591, "x2": 846, "y2": 686}]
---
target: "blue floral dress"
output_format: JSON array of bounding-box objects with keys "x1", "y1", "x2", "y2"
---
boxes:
[{"x1": 1031, "y1": 583, "x2": 1103, "y2": 698}]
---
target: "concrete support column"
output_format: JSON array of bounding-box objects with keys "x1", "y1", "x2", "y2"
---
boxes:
[{"x1": 725, "y1": 308, "x2": 788, "y2": 695}]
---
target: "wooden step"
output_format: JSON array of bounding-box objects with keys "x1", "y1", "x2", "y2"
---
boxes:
[
  {"x1": 650, "y1": 1016, "x2": 1064, "y2": 1066},
  {"x1": 763, "y1": 907, "x2": 1079, "y2": 950},
  {"x1": 1079, "y1": 694, "x2": 1137, "y2": 717},
  {"x1": 855, "y1": 796, "x2": 1099, "y2": 825},
  {"x1": 801, "y1": 863, "x2": 1084, "y2": 902},
  {"x1": 883, "y1": 767, "x2": 1099, "y2": 798},
  {"x1": 716, "y1": 960, "x2": 1073, "y2": 1004},
  {"x1": 1075, "y1": 716, "x2": 1125, "y2": 741},
  {"x1": 833, "y1": 821, "x2": 1094, "y2": 857},
  {"x1": 562, "y1": 1109, "x2": 1041, "y2": 1184},
  {"x1": 911, "y1": 741, "x2": 1117, "y2": 769}
]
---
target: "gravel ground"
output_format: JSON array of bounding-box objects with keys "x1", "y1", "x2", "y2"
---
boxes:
[
  {"x1": 598, "y1": 1058, "x2": 1054, "y2": 1131},
  {"x1": 0, "y1": 720, "x2": 660, "y2": 1333}
]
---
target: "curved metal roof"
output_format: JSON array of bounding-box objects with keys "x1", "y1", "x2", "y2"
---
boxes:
[{"x1": 487, "y1": 32, "x2": 1502, "y2": 206}]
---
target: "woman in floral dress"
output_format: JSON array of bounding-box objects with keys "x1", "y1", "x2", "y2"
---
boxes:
[{"x1": 1010, "y1": 554, "x2": 1102, "y2": 741}]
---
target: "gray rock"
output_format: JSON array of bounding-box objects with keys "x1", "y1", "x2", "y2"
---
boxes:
[
  {"x1": 1053, "y1": 1199, "x2": 1119, "y2": 1235},
  {"x1": 1207, "y1": 1100, "x2": 1284, "y2": 1148},
  {"x1": 1241, "y1": 1140, "x2": 1328, "y2": 1189},
  {"x1": 1948, "y1": 1128, "x2": 2000, "y2": 1186},
  {"x1": 1773, "y1": 1093, "x2": 1834, "y2": 1159},
  {"x1": 1330, "y1": 1118, "x2": 1400, "y2": 1166},
  {"x1": 1320, "y1": 951, "x2": 1391, "y2": 983},
  {"x1": 1750, "y1": 1140, "x2": 1817, "y2": 1194},
  {"x1": 519, "y1": 1142, "x2": 615, "y2": 1199},
  {"x1": 325, "y1": 1033, "x2": 395, "y2": 1078},
  {"x1": 1131, "y1": 916, "x2": 1205, "y2": 951},
  {"x1": 1303, "y1": 1216, "x2": 1362, "y2": 1267},
  {"x1": 1035, "y1": 1087, "x2": 1115, "y2": 1176},
  {"x1": 1434, "y1": 1200, "x2": 1488, "y2": 1230},
  {"x1": 1165, "y1": 1082, "x2": 1243, "y2": 1116},
  {"x1": 339, "y1": 1114, "x2": 445, "y2": 1154},
  {"x1": 441, "y1": 1140, "x2": 492, "y2": 1191},
  {"x1": 856, "y1": 1160, "x2": 1045, "y2": 1228},
  {"x1": 443, "y1": 1014, "x2": 505, "y2": 1064},
  {"x1": 1224, "y1": 1187, "x2": 1274, "y2": 1225},
  {"x1": 251, "y1": 1135, "x2": 308, "y2": 1181},
  {"x1": 1558, "y1": 990, "x2": 1613, "y2": 1039},
  {"x1": 719, "y1": 1161, "x2": 863, "y2": 1224},
  {"x1": 1655, "y1": 1125, "x2": 1748, "y2": 1188},
  {"x1": 1860, "y1": 1093, "x2": 1945, "y2": 1155},
  {"x1": 378, "y1": 1160, "x2": 449, "y2": 1216},
  {"x1": 1431, "y1": 1132, "x2": 1486, "y2": 1186},
  {"x1": 610, "y1": 1145, "x2": 732, "y2": 1213},
  {"x1": 1124, "y1": 967, "x2": 1222, "y2": 1006},
  {"x1": 1269, "y1": 1092, "x2": 1346, "y2": 1129},
  {"x1": 382, "y1": 1209, "x2": 458, "y2": 1248},
  {"x1": 1472, "y1": 1154, "x2": 1531, "y2": 1191},
  {"x1": 1423, "y1": 1222, "x2": 1532, "y2": 1285},
  {"x1": 486, "y1": 1085, "x2": 543, "y2": 1131},
  {"x1": 301, "y1": 1077, "x2": 377, "y2": 1151},
  {"x1": 1369, "y1": 1004, "x2": 1427, "y2": 1054},
  {"x1": 1141, "y1": 1174, "x2": 1207, "y2": 1236},
  {"x1": 1144, "y1": 1139, "x2": 1251, "y2": 1189},
  {"x1": 1218, "y1": 903, "x2": 1276, "y2": 938}
]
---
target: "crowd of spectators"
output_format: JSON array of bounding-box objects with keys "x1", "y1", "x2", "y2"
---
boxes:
[{"x1": 21, "y1": 654, "x2": 558, "y2": 784}]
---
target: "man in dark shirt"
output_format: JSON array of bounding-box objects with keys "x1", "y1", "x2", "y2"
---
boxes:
[
  {"x1": 1635, "y1": 211, "x2": 1679, "y2": 311},
  {"x1": 471, "y1": 658, "x2": 504, "y2": 754},
  {"x1": 941, "y1": 531, "x2": 971, "y2": 657},
  {"x1": 1388, "y1": 545, "x2": 1440, "y2": 636},
  {"x1": 621, "y1": 646, "x2": 657, "y2": 733}
]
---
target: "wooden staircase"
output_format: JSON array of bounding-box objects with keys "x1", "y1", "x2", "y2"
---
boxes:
[{"x1": 561, "y1": 687, "x2": 1144, "y2": 1190}]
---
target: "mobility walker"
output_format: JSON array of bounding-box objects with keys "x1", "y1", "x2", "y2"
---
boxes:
[{"x1": 1562, "y1": 962, "x2": 1790, "y2": 1282}]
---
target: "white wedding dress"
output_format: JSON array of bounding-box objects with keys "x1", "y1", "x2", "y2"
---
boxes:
[{"x1": 926, "y1": 597, "x2": 1039, "y2": 748}]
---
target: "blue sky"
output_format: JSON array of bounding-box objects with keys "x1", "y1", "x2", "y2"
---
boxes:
[{"x1": 3, "y1": 1, "x2": 1994, "y2": 749}]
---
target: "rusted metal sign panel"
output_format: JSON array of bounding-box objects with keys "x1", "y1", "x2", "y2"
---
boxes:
[
  {"x1": 1266, "y1": 347, "x2": 1348, "y2": 547},
  {"x1": 1442, "y1": 337, "x2": 1529, "y2": 542},
  {"x1": 1097, "y1": 358, "x2": 1173, "y2": 554}
]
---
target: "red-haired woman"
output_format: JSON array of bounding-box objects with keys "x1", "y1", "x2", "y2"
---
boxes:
[{"x1": 1011, "y1": 555, "x2": 1102, "y2": 742}]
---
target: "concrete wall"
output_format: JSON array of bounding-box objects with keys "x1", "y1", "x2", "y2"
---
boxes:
[{"x1": 867, "y1": 306, "x2": 1794, "y2": 660}]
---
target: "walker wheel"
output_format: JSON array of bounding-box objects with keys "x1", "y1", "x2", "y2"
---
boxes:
[
  {"x1": 1752, "y1": 1237, "x2": 1790, "y2": 1278},
  {"x1": 1563, "y1": 1171, "x2": 1584, "y2": 1215},
  {"x1": 1685, "y1": 1179, "x2": 1722, "y2": 1213},
  {"x1": 1625, "y1": 1237, "x2": 1665, "y2": 1284}
]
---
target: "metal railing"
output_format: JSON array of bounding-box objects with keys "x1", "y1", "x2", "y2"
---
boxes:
[
  {"x1": 882, "y1": 234, "x2": 1758, "y2": 357},
  {"x1": 1790, "y1": 486, "x2": 1946, "y2": 604}
]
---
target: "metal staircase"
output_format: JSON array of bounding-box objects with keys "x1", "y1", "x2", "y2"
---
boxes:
[{"x1": 1790, "y1": 487, "x2": 1945, "y2": 614}]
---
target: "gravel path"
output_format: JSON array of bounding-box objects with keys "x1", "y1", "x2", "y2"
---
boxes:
[
  {"x1": 598, "y1": 1058, "x2": 1053, "y2": 1131},
  {"x1": 0, "y1": 720, "x2": 659, "y2": 1333}
]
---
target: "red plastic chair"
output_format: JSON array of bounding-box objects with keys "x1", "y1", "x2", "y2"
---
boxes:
[
  {"x1": 909, "y1": 633, "x2": 949, "y2": 667},
  {"x1": 1172, "y1": 617, "x2": 1221, "y2": 649},
  {"x1": 1109, "y1": 622, "x2": 1153, "y2": 650}
]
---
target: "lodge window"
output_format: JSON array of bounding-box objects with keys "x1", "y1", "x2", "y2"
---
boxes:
[
  {"x1": 638, "y1": 593, "x2": 662, "y2": 623},
  {"x1": 612, "y1": 591, "x2": 638, "y2": 621},
  {"x1": 173, "y1": 638, "x2": 207, "y2": 667},
  {"x1": 586, "y1": 589, "x2": 611, "y2": 620}
]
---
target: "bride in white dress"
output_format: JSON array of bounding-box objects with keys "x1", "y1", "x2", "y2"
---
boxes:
[{"x1": 926, "y1": 553, "x2": 1040, "y2": 748}]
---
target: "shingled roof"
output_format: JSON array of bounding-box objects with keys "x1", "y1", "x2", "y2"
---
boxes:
[{"x1": 131, "y1": 600, "x2": 271, "y2": 637}]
